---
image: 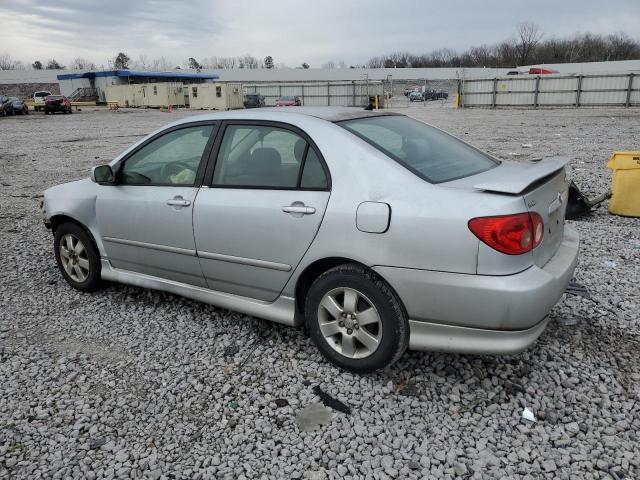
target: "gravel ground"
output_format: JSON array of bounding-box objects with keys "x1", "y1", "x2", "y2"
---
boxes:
[{"x1": 1, "y1": 104, "x2": 639, "y2": 479}]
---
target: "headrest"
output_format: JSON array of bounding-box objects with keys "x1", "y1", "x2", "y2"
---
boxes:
[
  {"x1": 251, "y1": 147, "x2": 282, "y2": 175},
  {"x1": 294, "y1": 139, "x2": 307, "y2": 162}
]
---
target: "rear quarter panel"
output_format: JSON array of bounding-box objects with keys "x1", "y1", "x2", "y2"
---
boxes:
[{"x1": 281, "y1": 119, "x2": 529, "y2": 297}]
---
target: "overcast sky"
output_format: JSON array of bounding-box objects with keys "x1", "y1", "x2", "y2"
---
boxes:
[{"x1": 1, "y1": 0, "x2": 639, "y2": 68}]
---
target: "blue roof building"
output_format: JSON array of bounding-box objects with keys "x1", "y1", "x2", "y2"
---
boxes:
[{"x1": 57, "y1": 69, "x2": 219, "y2": 103}]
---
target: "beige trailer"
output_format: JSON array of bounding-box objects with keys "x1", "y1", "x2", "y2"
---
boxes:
[
  {"x1": 106, "y1": 84, "x2": 143, "y2": 107},
  {"x1": 188, "y1": 83, "x2": 244, "y2": 110},
  {"x1": 106, "y1": 82, "x2": 186, "y2": 108}
]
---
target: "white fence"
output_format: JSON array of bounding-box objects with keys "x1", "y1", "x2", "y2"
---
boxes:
[
  {"x1": 460, "y1": 73, "x2": 639, "y2": 108},
  {"x1": 244, "y1": 81, "x2": 384, "y2": 107}
]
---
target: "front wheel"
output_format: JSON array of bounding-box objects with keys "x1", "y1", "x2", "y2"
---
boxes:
[
  {"x1": 305, "y1": 264, "x2": 409, "y2": 373},
  {"x1": 54, "y1": 222, "x2": 102, "y2": 292}
]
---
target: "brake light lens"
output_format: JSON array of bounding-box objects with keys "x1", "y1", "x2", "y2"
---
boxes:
[{"x1": 468, "y1": 212, "x2": 544, "y2": 255}]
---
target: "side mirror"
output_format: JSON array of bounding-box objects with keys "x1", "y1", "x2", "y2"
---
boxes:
[{"x1": 91, "y1": 165, "x2": 115, "y2": 184}]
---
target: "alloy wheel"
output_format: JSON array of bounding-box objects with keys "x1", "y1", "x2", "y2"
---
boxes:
[
  {"x1": 59, "y1": 233, "x2": 90, "y2": 282},
  {"x1": 317, "y1": 287, "x2": 382, "y2": 359}
]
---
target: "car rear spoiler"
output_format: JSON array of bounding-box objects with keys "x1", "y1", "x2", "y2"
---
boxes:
[{"x1": 473, "y1": 157, "x2": 570, "y2": 194}]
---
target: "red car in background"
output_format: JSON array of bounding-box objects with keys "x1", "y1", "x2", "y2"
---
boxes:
[
  {"x1": 275, "y1": 96, "x2": 302, "y2": 107},
  {"x1": 44, "y1": 95, "x2": 72, "y2": 114}
]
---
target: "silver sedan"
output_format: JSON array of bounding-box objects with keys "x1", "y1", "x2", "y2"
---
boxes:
[{"x1": 43, "y1": 108, "x2": 579, "y2": 372}]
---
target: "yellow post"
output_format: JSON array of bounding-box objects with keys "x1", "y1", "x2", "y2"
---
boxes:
[
  {"x1": 374, "y1": 95, "x2": 379, "y2": 110},
  {"x1": 455, "y1": 94, "x2": 460, "y2": 110}
]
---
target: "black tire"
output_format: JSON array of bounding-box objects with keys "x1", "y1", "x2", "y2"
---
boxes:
[
  {"x1": 305, "y1": 264, "x2": 409, "y2": 373},
  {"x1": 54, "y1": 222, "x2": 102, "y2": 292}
]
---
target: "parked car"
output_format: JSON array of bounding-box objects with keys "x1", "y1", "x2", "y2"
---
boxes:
[
  {"x1": 244, "y1": 94, "x2": 265, "y2": 108},
  {"x1": 408, "y1": 91, "x2": 424, "y2": 102},
  {"x1": 44, "y1": 95, "x2": 72, "y2": 114},
  {"x1": 33, "y1": 90, "x2": 51, "y2": 112},
  {"x1": 9, "y1": 97, "x2": 29, "y2": 115},
  {"x1": 431, "y1": 90, "x2": 449, "y2": 100},
  {"x1": 275, "y1": 96, "x2": 302, "y2": 107},
  {"x1": 0, "y1": 95, "x2": 14, "y2": 116},
  {"x1": 43, "y1": 108, "x2": 579, "y2": 373}
]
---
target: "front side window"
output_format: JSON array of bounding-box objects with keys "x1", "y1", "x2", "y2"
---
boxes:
[
  {"x1": 340, "y1": 115, "x2": 498, "y2": 183},
  {"x1": 216, "y1": 86, "x2": 222, "y2": 98},
  {"x1": 212, "y1": 124, "x2": 328, "y2": 189},
  {"x1": 120, "y1": 125, "x2": 214, "y2": 186}
]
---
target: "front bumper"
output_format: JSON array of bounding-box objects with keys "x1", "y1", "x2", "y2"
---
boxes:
[{"x1": 374, "y1": 226, "x2": 579, "y2": 354}]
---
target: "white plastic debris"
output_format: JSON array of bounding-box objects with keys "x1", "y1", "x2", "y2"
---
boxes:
[
  {"x1": 522, "y1": 407, "x2": 536, "y2": 423},
  {"x1": 605, "y1": 261, "x2": 618, "y2": 268},
  {"x1": 508, "y1": 152, "x2": 522, "y2": 156},
  {"x1": 521, "y1": 143, "x2": 533, "y2": 148}
]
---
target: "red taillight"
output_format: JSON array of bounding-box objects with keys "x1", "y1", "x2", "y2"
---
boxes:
[{"x1": 468, "y1": 212, "x2": 544, "y2": 255}]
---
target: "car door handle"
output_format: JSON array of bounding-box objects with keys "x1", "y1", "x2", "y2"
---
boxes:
[
  {"x1": 166, "y1": 197, "x2": 191, "y2": 207},
  {"x1": 282, "y1": 205, "x2": 315, "y2": 215}
]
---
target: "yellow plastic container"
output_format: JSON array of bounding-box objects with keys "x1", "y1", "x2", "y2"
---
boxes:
[{"x1": 607, "y1": 151, "x2": 640, "y2": 217}]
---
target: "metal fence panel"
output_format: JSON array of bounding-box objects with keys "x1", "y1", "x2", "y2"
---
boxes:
[
  {"x1": 244, "y1": 81, "x2": 383, "y2": 107},
  {"x1": 460, "y1": 73, "x2": 638, "y2": 108}
]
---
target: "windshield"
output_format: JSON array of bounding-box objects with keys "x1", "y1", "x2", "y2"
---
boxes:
[{"x1": 340, "y1": 115, "x2": 498, "y2": 183}]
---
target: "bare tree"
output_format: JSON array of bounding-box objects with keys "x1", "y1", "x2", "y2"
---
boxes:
[
  {"x1": 322, "y1": 60, "x2": 336, "y2": 69},
  {"x1": 515, "y1": 22, "x2": 543, "y2": 65},
  {"x1": 150, "y1": 57, "x2": 171, "y2": 71},
  {"x1": 70, "y1": 57, "x2": 95, "y2": 70},
  {"x1": 238, "y1": 54, "x2": 259, "y2": 69},
  {"x1": 0, "y1": 53, "x2": 20, "y2": 70},
  {"x1": 131, "y1": 54, "x2": 149, "y2": 70}
]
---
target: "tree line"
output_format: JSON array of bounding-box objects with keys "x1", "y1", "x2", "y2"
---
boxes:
[
  {"x1": 1, "y1": 24, "x2": 638, "y2": 72},
  {"x1": 367, "y1": 23, "x2": 640, "y2": 68},
  {"x1": 0, "y1": 52, "x2": 303, "y2": 71}
]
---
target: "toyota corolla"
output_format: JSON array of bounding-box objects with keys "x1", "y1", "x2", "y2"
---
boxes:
[{"x1": 42, "y1": 108, "x2": 579, "y2": 372}]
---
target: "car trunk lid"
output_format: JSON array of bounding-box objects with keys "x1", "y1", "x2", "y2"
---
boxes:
[{"x1": 470, "y1": 157, "x2": 570, "y2": 268}]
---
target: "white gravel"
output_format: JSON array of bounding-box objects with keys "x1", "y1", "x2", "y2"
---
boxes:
[{"x1": 1, "y1": 104, "x2": 639, "y2": 479}]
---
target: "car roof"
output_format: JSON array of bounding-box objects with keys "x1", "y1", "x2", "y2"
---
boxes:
[{"x1": 171, "y1": 107, "x2": 402, "y2": 125}]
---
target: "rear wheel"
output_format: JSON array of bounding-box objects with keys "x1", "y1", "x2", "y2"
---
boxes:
[
  {"x1": 305, "y1": 264, "x2": 409, "y2": 373},
  {"x1": 54, "y1": 222, "x2": 102, "y2": 292}
]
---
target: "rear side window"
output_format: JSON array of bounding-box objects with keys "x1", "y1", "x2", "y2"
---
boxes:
[
  {"x1": 340, "y1": 116, "x2": 498, "y2": 183},
  {"x1": 212, "y1": 124, "x2": 328, "y2": 189}
]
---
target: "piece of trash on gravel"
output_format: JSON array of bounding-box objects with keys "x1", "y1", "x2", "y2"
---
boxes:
[
  {"x1": 313, "y1": 385, "x2": 352, "y2": 414},
  {"x1": 521, "y1": 143, "x2": 533, "y2": 148},
  {"x1": 223, "y1": 344, "x2": 240, "y2": 356},
  {"x1": 295, "y1": 403, "x2": 332, "y2": 432},
  {"x1": 565, "y1": 280, "x2": 591, "y2": 298},
  {"x1": 227, "y1": 400, "x2": 239, "y2": 410},
  {"x1": 274, "y1": 398, "x2": 289, "y2": 408},
  {"x1": 508, "y1": 152, "x2": 522, "y2": 156},
  {"x1": 522, "y1": 407, "x2": 536, "y2": 423},
  {"x1": 604, "y1": 261, "x2": 617, "y2": 268}
]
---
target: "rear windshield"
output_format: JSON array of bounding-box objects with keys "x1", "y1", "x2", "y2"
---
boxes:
[{"x1": 340, "y1": 115, "x2": 499, "y2": 183}]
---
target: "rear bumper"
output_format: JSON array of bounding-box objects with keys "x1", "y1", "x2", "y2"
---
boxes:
[{"x1": 374, "y1": 226, "x2": 579, "y2": 353}]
